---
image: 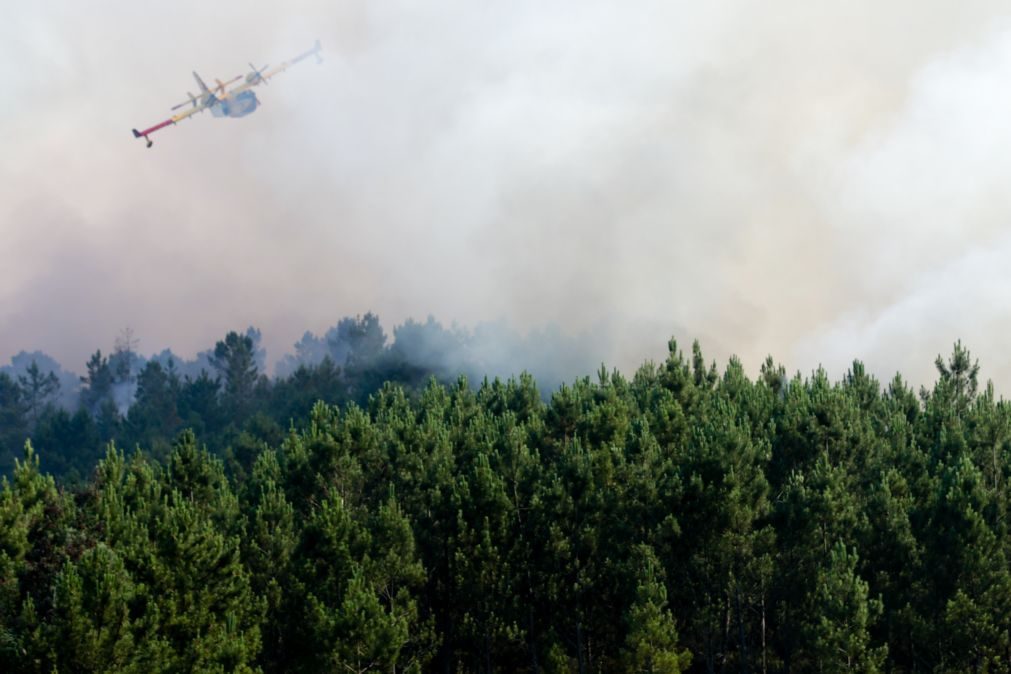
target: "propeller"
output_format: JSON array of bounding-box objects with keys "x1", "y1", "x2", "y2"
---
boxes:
[{"x1": 247, "y1": 63, "x2": 270, "y2": 85}]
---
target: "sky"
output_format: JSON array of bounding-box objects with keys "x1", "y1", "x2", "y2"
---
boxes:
[{"x1": 3, "y1": 1, "x2": 1011, "y2": 389}]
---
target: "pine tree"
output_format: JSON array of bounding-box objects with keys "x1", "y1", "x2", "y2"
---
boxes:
[
  {"x1": 804, "y1": 542, "x2": 887, "y2": 673},
  {"x1": 50, "y1": 544, "x2": 139, "y2": 672},
  {"x1": 125, "y1": 361, "x2": 182, "y2": 457},
  {"x1": 924, "y1": 453, "x2": 1011, "y2": 670},
  {"x1": 210, "y1": 330, "x2": 260, "y2": 419},
  {"x1": 92, "y1": 442, "x2": 263, "y2": 671},
  {"x1": 290, "y1": 491, "x2": 427, "y2": 672},
  {"x1": 16, "y1": 361, "x2": 59, "y2": 428},
  {"x1": 0, "y1": 373, "x2": 28, "y2": 473},
  {"x1": 621, "y1": 546, "x2": 691, "y2": 674},
  {"x1": 0, "y1": 443, "x2": 75, "y2": 673},
  {"x1": 80, "y1": 350, "x2": 114, "y2": 416}
]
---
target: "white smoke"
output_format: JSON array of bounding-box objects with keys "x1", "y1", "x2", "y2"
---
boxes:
[{"x1": 3, "y1": 2, "x2": 1011, "y2": 390}]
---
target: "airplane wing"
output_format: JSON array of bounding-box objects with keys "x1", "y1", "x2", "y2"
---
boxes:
[
  {"x1": 260, "y1": 40, "x2": 322, "y2": 82},
  {"x1": 231, "y1": 39, "x2": 322, "y2": 94}
]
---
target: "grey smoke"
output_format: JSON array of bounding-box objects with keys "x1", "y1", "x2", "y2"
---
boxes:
[
  {"x1": 4, "y1": 316, "x2": 621, "y2": 416},
  {"x1": 4, "y1": 2, "x2": 1011, "y2": 391},
  {"x1": 276, "y1": 314, "x2": 617, "y2": 393}
]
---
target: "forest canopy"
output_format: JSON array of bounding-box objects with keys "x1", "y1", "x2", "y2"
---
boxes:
[{"x1": 2, "y1": 334, "x2": 1010, "y2": 672}]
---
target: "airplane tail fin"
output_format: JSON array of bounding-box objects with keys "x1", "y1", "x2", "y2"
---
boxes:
[{"x1": 193, "y1": 71, "x2": 211, "y2": 96}]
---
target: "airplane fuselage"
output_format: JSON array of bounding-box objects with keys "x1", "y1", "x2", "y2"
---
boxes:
[{"x1": 210, "y1": 90, "x2": 259, "y2": 118}]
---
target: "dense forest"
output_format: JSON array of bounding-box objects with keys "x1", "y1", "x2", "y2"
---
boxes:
[{"x1": 2, "y1": 332, "x2": 1011, "y2": 672}]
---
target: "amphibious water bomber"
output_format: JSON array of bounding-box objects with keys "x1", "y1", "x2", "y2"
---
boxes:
[{"x1": 132, "y1": 40, "x2": 322, "y2": 148}]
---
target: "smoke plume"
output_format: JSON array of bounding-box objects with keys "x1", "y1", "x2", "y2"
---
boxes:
[{"x1": 3, "y1": 2, "x2": 1011, "y2": 390}]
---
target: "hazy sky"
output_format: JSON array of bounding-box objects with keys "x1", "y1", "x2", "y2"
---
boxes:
[{"x1": 4, "y1": 1, "x2": 1011, "y2": 388}]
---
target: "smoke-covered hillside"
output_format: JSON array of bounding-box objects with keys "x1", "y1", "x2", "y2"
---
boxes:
[{"x1": 0, "y1": 313, "x2": 618, "y2": 479}]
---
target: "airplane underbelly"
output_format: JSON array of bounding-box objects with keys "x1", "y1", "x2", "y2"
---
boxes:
[{"x1": 226, "y1": 92, "x2": 258, "y2": 118}]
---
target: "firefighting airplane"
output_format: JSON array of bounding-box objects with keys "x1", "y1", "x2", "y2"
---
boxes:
[{"x1": 132, "y1": 40, "x2": 322, "y2": 147}]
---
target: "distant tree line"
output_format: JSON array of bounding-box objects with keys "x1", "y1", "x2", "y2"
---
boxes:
[
  {"x1": 0, "y1": 314, "x2": 566, "y2": 482},
  {"x1": 2, "y1": 339, "x2": 1011, "y2": 671}
]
